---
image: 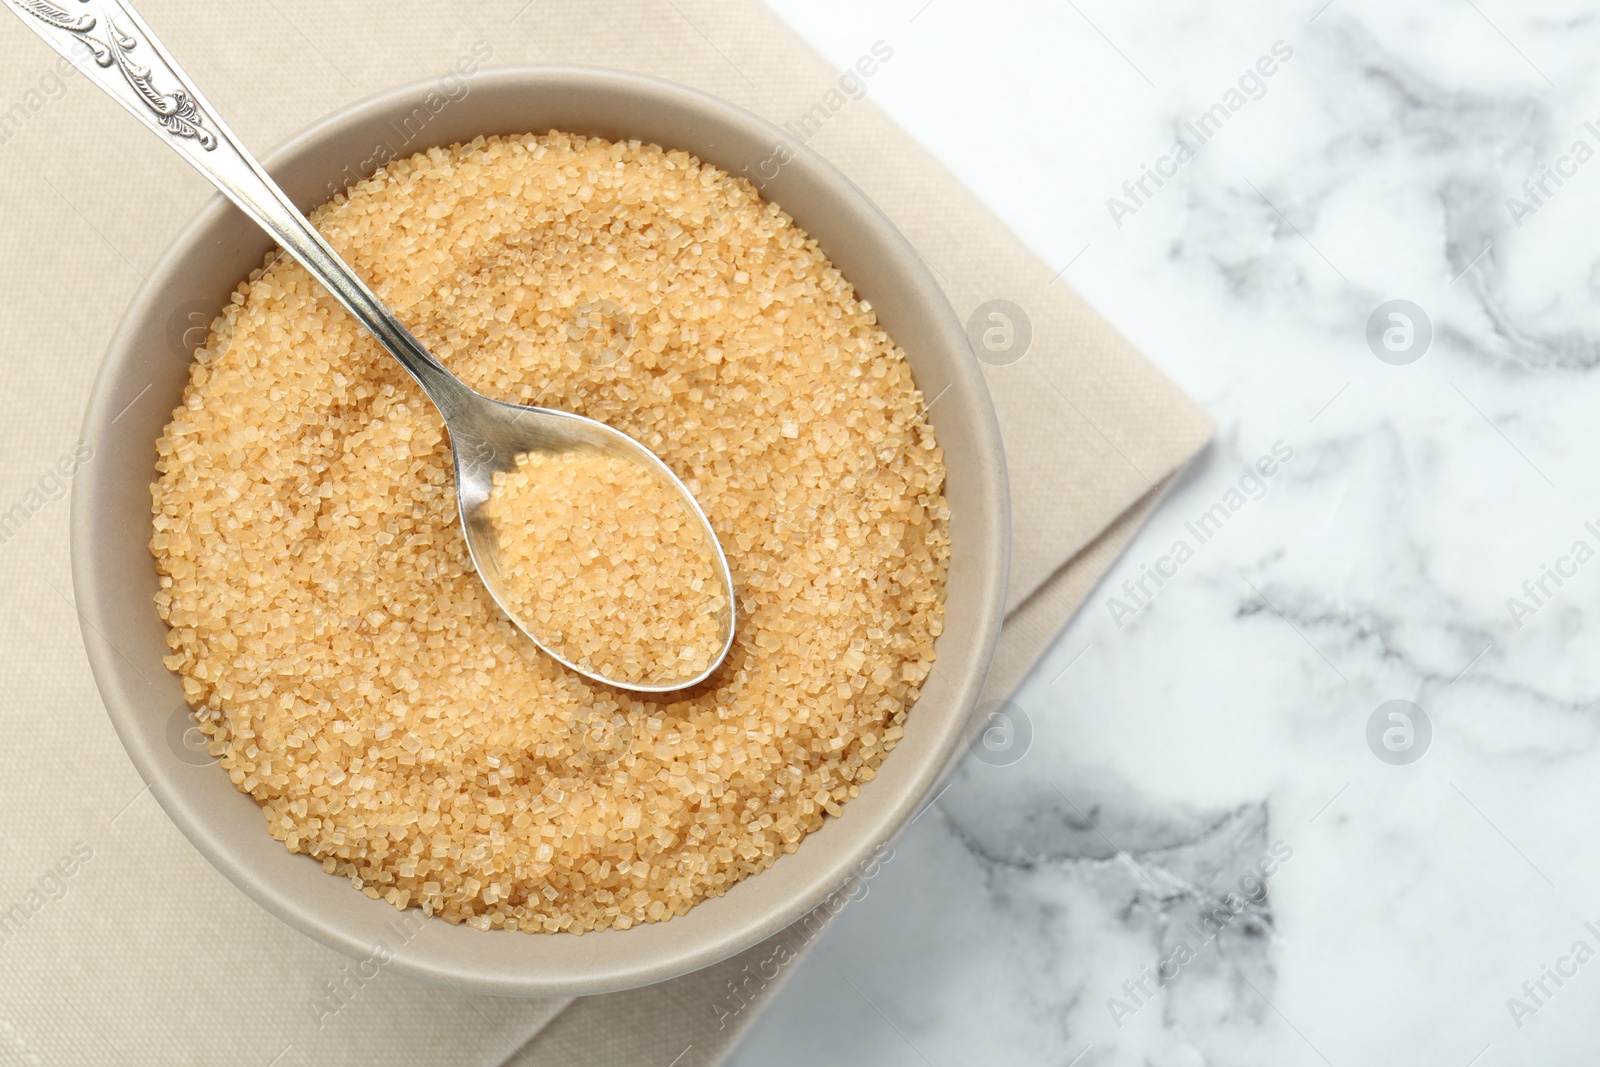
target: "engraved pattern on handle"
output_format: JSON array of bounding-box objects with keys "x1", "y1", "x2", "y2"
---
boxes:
[{"x1": 11, "y1": 0, "x2": 216, "y2": 148}]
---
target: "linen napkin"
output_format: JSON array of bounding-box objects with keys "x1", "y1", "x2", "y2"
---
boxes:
[{"x1": 0, "y1": 1, "x2": 1211, "y2": 1065}]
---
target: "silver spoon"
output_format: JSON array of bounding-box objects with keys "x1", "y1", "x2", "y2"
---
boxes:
[{"x1": 11, "y1": 0, "x2": 737, "y2": 693}]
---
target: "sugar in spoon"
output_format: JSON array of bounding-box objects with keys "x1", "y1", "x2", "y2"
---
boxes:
[{"x1": 9, "y1": 0, "x2": 737, "y2": 693}]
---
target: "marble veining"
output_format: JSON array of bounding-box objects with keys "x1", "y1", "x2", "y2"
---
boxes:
[{"x1": 733, "y1": 1, "x2": 1600, "y2": 1063}]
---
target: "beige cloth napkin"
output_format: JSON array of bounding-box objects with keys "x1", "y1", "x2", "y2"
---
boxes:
[{"x1": 0, "y1": 1, "x2": 1209, "y2": 1064}]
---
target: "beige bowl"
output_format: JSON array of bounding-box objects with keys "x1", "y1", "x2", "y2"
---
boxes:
[{"x1": 71, "y1": 67, "x2": 1008, "y2": 996}]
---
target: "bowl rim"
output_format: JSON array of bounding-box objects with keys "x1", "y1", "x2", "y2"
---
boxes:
[{"x1": 70, "y1": 64, "x2": 1010, "y2": 995}]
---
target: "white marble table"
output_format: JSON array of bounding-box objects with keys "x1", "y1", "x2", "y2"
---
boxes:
[{"x1": 732, "y1": 2, "x2": 1600, "y2": 1063}]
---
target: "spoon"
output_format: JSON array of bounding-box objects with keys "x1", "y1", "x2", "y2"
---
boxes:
[{"x1": 11, "y1": 0, "x2": 737, "y2": 693}]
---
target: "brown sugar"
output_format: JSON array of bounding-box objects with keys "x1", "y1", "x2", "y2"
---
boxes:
[
  {"x1": 483, "y1": 448, "x2": 725, "y2": 688},
  {"x1": 150, "y1": 131, "x2": 949, "y2": 933}
]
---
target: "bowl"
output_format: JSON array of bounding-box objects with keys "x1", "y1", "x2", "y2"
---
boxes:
[{"x1": 71, "y1": 66, "x2": 1009, "y2": 997}]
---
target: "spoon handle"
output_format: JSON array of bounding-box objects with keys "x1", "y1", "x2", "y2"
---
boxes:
[{"x1": 6, "y1": 0, "x2": 467, "y2": 410}]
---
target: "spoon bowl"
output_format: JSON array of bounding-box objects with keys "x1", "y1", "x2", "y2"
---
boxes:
[{"x1": 448, "y1": 389, "x2": 736, "y2": 692}]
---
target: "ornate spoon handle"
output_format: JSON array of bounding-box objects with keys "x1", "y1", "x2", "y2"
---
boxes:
[{"x1": 5, "y1": 0, "x2": 464, "y2": 407}]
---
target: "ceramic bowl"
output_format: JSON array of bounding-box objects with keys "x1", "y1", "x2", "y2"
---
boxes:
[{"x1": 71, "y1": 66, "x2": 1008, "y2": 996}]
